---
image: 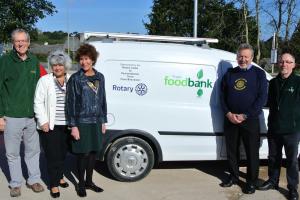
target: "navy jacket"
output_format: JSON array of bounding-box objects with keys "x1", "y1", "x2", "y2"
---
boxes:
[
  {"x1": 66, "y1": 68, "x2": 107, "y2": 127},
  {"x1": 220, "y1": 66, "x2": 268, "y2": 119}
]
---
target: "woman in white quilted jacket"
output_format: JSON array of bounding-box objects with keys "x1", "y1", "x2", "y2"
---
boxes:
[{"x1": 34, "y1": 49, "x2": 72, "y2": 198}]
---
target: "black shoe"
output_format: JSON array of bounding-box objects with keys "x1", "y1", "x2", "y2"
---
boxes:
[
  {"x1": 244, "y1": 183, "x2": 255, "y2": 194},
  {"x1": 220, "y1": 178, "x2": 237, "y2": 187},
  {"x1": 289, "y1": 190, "x2": 299, "y2": 200},
  {"x1": 59, "y1": 181, "x2": 69, "y2": 188},
  {"x1": 50, "y1": 191, "x2": 60, "y2": 198},
  {"x1": 258, "y1": 180, "x2": 279, "y2": 191},
  {"x1": 85, "y1": 182, "x2": 104, "y2": 193},
  {"x1": 77, "y1": 187, "x2": 87, "y2": 197}
]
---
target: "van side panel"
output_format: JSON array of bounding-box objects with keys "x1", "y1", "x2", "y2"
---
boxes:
[{"x1": 94, "y1": 42, "x2": 271, "y2": 161}]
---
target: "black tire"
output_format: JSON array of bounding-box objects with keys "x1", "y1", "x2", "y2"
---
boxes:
[{"x1": 106, "y1": 136, "x2": 154, "y2": 182}]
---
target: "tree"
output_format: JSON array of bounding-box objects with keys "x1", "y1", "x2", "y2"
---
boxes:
[
  {"x1": 284, "y1": 0, "x2": 297, "y2": 43},
  {"x1": 0, "y1": 0, "x2": 56, "y2": 42},
  {"x1": 262, "y1": 0, "x2": 299, "y2": 49},
  {"x1": 145, "y1": 0, "x2": 194, "y2": 37},
  {"x1": 263, "y1": 0, "x2": 284, "y2": 49},
  {"x1": 290, "y1": 20, "x2": 300, "y2": 62},
  {"x1": 145, "y1": 0, "x2": 258, "y2": 53},
  {"x1": 255, "y1": 0, "x2": 261, "y2": 63},
  {"x1": 239, "y1": 0, "x2": 249, "y2": 44}
]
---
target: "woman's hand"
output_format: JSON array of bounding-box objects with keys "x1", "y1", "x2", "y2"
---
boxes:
[
  {"x1": 71, "y1": 127, "x2": 80, "y2": 140},
  {"x1": 41, "y1": 123, "x2": 50, "y2": 133},
  {"x1": 102, "y1": 124, "x2": 106, "y2": 134}
]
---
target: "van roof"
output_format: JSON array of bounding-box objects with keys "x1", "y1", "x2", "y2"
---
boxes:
[
  {"x1": 90, "y1": 40, "x2": 237, "y2": 67},
  {"x1": 81, "y1": 32, "x2": 218, "y2": 45},
  {"x1": 91, "y1": 40, "x2": 272, "y2": 80}
]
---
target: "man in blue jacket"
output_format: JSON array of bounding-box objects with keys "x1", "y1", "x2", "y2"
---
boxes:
[
  {"x1": 220, "y1": 44, "x2": 268, "y2": 194},
  {"x1": 258, "y1": 53, "x2": 300, "y2": 200}
]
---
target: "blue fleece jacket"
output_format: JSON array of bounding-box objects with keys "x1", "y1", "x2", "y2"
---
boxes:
[{"x1": 220, "y1": 66, "x2": 268, "y2": 119}]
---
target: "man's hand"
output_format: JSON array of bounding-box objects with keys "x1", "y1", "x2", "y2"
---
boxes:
[
  {"x1": 41, "y1": 123, "x2": 50, "y2": 133},
  {"x1": 0, "y1": 117, "x2": 6, "y2": 132},
  {"x1": 226, "y1": 112, "x2": 242, "y2": 124},
  {"x1": 236, "y1": 114, "x2": 247, "y2": 122},
  {"x1": 71, "y1": 127, "x2": 80, "y2": 140},
  {"x1": 102, "y1": 124, "x2": 106, "y2": 134}
]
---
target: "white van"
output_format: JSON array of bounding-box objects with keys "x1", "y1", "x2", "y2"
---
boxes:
[{"x1": 81, "y1": 32, "x2": 272, "y2": 182}]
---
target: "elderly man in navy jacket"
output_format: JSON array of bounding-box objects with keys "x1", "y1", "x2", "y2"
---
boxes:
[{"x1": 220, "y1": 43, "x2": 268, "y2": 194}]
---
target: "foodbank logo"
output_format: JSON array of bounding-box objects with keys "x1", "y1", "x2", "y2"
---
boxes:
[{"x1": 164, "y1": 69, "x2": 213, "y2": 97}]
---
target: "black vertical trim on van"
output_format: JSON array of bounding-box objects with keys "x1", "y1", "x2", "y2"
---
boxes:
[{"x1": 158, "y1": 131, "x2": 267, "y2": 137}]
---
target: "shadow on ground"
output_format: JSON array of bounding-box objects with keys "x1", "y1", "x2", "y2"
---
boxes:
[{"x1": 0, "y1": 132, "x2": 296, "y2": 199}]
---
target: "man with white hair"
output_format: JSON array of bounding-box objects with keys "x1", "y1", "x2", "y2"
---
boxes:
[
  {"x1": 0, "y1": 29, "x2": 44, "y2": 197},
  {"x1": 220, "y1": 43, "x2": 268, "y2": 194}
]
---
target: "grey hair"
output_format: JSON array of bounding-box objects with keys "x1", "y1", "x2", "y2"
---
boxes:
[
  {"x1": 48, "y1": 49, "x2": 72, "y2": 71},
  {"x1": 11, "y1": 28, "x2": 30, "y2": 42},
  {"x1": 237, "y1": 43, "x2": 254, "y2": 58}
]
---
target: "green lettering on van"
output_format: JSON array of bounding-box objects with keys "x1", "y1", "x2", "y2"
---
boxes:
[
  {"x1": 197, "y1": 69, "x2": 203, "y2": 79},
  {"x1": 164, "y1": 69, "x2": 213, "y2": 97}
]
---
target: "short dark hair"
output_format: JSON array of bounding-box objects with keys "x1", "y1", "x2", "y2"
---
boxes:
[{"x1": 75, "y1": 43, "x2": 99, "y2": 64}]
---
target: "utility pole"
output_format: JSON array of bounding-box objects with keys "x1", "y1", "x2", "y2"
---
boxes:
[
  {"x1": 67, "y1": 0, "x2": 70, "y2": 55},
  {"x1": 193, "y1": 0, "x2": 198, "y2": 38},
  {"x1": 270, "y1": 32, "x2": 277, "y2": 74}
]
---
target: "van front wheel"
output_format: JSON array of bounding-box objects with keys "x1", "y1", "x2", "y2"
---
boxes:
[{"x1": 106, "y1": 136, "x2": 154, "y2": 182}]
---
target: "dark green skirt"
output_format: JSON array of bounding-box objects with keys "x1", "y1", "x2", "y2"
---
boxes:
[{"x1": 71, "y1": 123, "x2": 102, "y2": 154}]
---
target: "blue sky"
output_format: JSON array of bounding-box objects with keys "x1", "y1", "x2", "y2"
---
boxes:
[
  {"x1": 36, "y1": 0, "x2": 153, "y2": 34},
  {"x1": 36, "y1": 0, "x2": 298, "y2": 40}
]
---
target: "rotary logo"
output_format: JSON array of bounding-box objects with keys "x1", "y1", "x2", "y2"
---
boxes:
[
  {"x1": 234, "y1": 78, "x2": 247, "y2": 90},
  {"x1": 135, "y1": 83, "x2": 148, "y2": 96}
]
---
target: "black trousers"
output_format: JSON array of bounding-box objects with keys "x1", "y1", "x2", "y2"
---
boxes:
[
  {"x1": 77, "y1": 152, "x2": 97, "y2": 188},
  {"x1": 40, "y1": 125, "x2": 70, "y2": 188},
  {"x1": 224, "y1": 118, "x2": 260, "y2": 184},
  {"x1": 267, "y1": 133, "x2": 300, "y2": 190}
]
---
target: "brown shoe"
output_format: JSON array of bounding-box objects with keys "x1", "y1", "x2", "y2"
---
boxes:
[
  {"x1": 26, "y1": 183, "x2": 44, "y2": 193},
  {"x1": 10, "y1": 187, "x2": 21, "y2": 197}
]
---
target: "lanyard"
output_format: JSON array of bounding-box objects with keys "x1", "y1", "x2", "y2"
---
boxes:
[
  {"x1": 54, "y1": 75, "x2": 67, "y2": 94},
  {"x1": 87, "y1": 80, "x2": 99, "y2": 94}
]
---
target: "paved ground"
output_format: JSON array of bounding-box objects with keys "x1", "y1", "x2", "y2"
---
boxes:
[{"x1": 0, "y1": 134, "x2": 298, "y2": 200}]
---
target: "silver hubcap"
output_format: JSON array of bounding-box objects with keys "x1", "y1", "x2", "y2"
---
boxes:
[{"x1": 113, "y1": 144, "x2": 149, "y2": 178}]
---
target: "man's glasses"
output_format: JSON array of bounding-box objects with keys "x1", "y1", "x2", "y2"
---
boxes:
[
  {"x1": 14, "y1": 40, "x2": 28, "y2": 43},
  {"x1": 279, "y1": 61, "x2": 294, "y2": 64}
]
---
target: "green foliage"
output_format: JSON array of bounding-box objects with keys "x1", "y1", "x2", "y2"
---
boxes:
[
  {"x1": 145, "y1": 0, "x2": 194, "y2": 37},
  {"x1": 32, "y1": 31, "x2": 68, "y2": 44},
  {"x1": 0, "y1": 0, "x2": 56, "y2": 42},
  {"x1": 145, "y1": 0, "x2": 258, "y2": 53},
  {"x1": 35, "y1": 53, "x2": 48, "y2": 62},
  {"x1": 289, "y1": 20, "x2": 300, "y2": 64}
]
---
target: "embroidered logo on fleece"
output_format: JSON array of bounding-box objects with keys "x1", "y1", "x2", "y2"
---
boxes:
[
  {"x1": 287, "y1": 86, "x2": 294, "y2": 93},
  {"x1": 234, "y1": 78, "x2": 247, "y2": 91}
]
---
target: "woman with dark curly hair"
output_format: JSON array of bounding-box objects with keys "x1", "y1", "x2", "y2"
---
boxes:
[{"x1": 66, "y1": 44, "x2": 107, "y2": 197}]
